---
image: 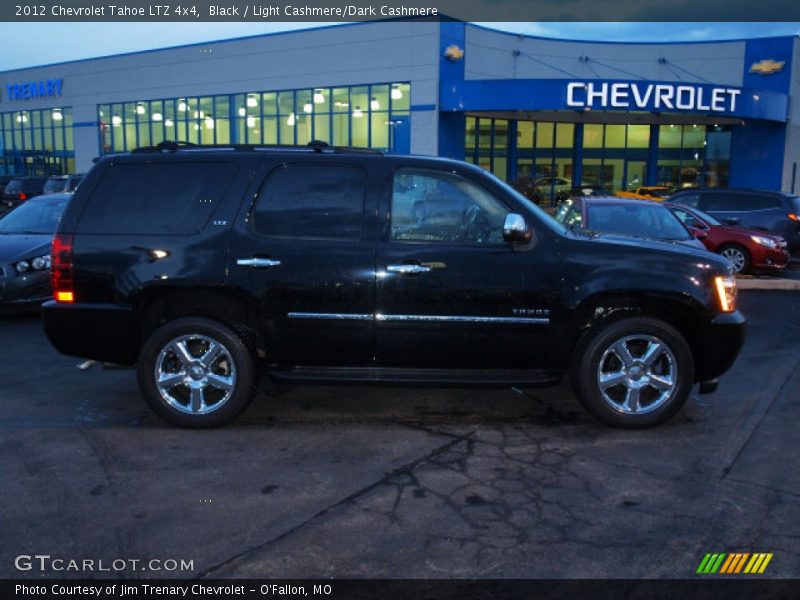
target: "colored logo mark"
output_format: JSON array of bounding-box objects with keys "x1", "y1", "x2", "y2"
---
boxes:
[
  {"x1": 443, "y1": 45, "x2": 465, "y2": 62},
  {"x1": 749, "y1": 59, "x2": 785, "y2": 75},
  {"x1": 696, "y1": 552, "x2": 773, "y2": 574}
]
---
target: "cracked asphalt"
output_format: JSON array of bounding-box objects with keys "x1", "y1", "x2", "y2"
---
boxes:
[{"x1": 1, "y1": 291, "x2": 798, "y2": 579}]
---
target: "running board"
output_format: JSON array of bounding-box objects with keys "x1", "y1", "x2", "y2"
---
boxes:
[{"x1": 268, "y1": 366, "x2": 562, "y2": 387}]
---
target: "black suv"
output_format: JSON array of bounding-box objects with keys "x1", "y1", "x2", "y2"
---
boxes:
[
  {"x1": 2, "y1": 176, "x2": 47, "y2": 209},
  {"x1": 666, "y1": 188, "x2": 800, "y2": 252},
  {"x1": 43, "y1": 142, "x2": 745, "y2": 428}
]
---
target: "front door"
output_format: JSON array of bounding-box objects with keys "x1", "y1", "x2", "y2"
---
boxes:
[
  {"x1": 226, "y1": 158, "x2": 376, "y2": 366},
  {"x1": 375, "y1": 166, "x2": 558, "y2": 369}
]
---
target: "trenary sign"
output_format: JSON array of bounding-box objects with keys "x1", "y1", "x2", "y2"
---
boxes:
[
  {"x1": 5, "y1": 78, "x2": 63, "y2": 101},
  {"x1": 566, "y1": 82, "x2": 741, "y2": 113}
]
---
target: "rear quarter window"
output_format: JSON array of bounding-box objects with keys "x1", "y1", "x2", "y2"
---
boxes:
[{"x1": 76, "y1": 161, "x2": 238, "y2": 235}]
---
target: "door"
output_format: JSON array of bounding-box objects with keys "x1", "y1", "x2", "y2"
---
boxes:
[
  {"x1": 375, "y1": 166, "x2": 558, "y2": 369},
  {"x1": 226, "y1": 159, "x2": 376, "y2": 366},
  {"x1": 390, "y1": 116, "x2": 410, "y2": 154}
]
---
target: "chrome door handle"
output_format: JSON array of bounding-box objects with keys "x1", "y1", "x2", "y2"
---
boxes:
[
  {"x1": 236, "y1": 258, "x2": 281, "y2": 268},
  {"x1": 386, "y1": 264, "x2": 432, "y2": 274}
]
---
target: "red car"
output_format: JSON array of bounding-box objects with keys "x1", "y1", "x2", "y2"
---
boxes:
[{"x1": 668, "y1": 204, "x2": 789, "y2": 274}]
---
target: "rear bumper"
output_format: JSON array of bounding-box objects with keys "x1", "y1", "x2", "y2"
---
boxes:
[
  {"x1": 694, "y1": 310, "x2": 746, "y2": 383},
  {"x1": 42, "y1": 301, "x2": 139, "y2": 365}
]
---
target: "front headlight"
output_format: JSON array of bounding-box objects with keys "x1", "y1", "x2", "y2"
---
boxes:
[
  {"x1": 750, "y1": 235, "x2": 778, "y2": 249},
  {"x1": 14, "y1": 254, "x2": 50, "y2": 274},
  {"x1": 714, "y1": 274, "x2": 737, "y2": 313}
]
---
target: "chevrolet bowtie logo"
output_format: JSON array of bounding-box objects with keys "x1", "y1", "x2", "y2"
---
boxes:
[
  {"x1": 443, "y1": 44, "x2": 465, "y2": 62},
  {"x1": 749, "y1": 59, "x2": 785, "y2": 75}
]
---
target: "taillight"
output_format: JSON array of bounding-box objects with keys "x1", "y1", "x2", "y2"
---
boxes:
[
  {"x1": 788, "y1": 213, "x2": 799, "y2": 222},
  {"x1": 19, "y1": 192, "x2": 27, "y2": 201},
  {"x1": 51, "y1": 233, "x2": 74, "y2": 303}
]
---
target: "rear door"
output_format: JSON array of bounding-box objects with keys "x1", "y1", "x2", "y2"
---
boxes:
[{"x1": 226, "y1": 157, "x2": 377, "y2": 366}]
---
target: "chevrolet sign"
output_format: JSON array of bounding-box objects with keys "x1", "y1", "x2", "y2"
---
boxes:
[{"x1": 566, "y1": 82, "x2": 741, "y2": 113}]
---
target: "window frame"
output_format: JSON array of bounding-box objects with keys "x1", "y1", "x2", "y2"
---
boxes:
[{"x1": 248, "y1": 161, "x2": 368, "y2": 242}]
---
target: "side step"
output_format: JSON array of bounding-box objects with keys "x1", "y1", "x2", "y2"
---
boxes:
[{"x1": 268, "y1": 366, "x2": 562, "y2": 387}]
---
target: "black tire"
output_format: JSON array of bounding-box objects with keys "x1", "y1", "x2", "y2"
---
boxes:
[
  {"x1": 137, "y1": 317, "x2": 258, "y2": 428},
  {"x1": 571, "y1": 317, "x2": 694, "y2": 428},
  {"x1": 718, "y1": 244, "x2": 751, "y2": 274}
]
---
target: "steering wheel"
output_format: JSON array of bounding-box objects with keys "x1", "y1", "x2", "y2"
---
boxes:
[{"x1": 461, "y1": 205, "x2": 490, "y2": 243}]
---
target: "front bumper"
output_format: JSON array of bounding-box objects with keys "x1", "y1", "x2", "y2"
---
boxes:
[
  {"x1": 42, "y1": 301, "x2": 139, "y2": 365},
  {"x1": 694, "y1": 310, "x2": 746, "y2": 383},
  {"x1": 751, "y1": 245, "x2": 790, "y2": 271},
  {"x1": 0, "y1": 268, "x2": 51, "y2": 310}
]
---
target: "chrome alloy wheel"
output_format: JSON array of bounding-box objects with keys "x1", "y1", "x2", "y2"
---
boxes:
[
  {"x1": 720, "y1": 247, "x2": 746, "y2": 273},
  {"x1": 596, "y1": 334, "x2": 677, "y2": 415},
  {"x1": 154, "y1": 334, "x2": 237, "y2": 415}
]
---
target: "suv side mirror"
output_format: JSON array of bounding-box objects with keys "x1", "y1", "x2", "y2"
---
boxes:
[{"x1": 503, "y1": 213, "x2": 533, "y2": 243}]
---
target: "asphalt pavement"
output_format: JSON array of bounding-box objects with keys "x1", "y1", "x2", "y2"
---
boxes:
[{"x1": 1, "y1": 291, "x2": 798, "y2": 579}]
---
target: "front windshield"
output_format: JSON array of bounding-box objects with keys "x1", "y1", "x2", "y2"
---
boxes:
[
  {"x1": 0, "y1": 196, "x2": 68, "y2": 234},
  {"x1": 689, "y1": 207, "x2": 721, "y2": 226},
  {"x1": 586, "y1": 203, "x2": 691, "y2": 241},
  {"x1": 485, "y1": 171, "x2": 568, "y2": 234}
]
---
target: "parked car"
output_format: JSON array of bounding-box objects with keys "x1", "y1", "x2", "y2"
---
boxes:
[
  {"x1": 555, "y1": 184, "x2": 609, "y2": 204},
  {"x1": 666, "y1": 188, "x2": 800, "y2": 252},
  {"x1": 616, "y1": 186, "x2": 672, "y2": 202},
  {"x1": 43, "y1": 141, "x2": 744, "y2": 429},
  {"x1": 0, "y1": 193, "x2": 71, "y2": 310},
  {"x1": 2, "y1": 176, "x2": 47, "y2": 209},
  {"x1": 43, "y1": 174, "x2": 84, "y2": 195},
  {"x1": 553, "y1": 196, "x2": 707, "y2": 252},
  {"x1": 668, "y1": 204, "x2": 789, "y2": 274}
]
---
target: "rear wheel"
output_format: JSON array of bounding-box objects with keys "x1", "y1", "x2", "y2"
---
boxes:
[
  {"x1": 719, "y1": 244, "x2": 751, "y2": 274},
  {"x1": 137, "y1": 317, "x2": 257, "y2": 428},
  {"x1": 572, "y1": 317, "x2": 694, "y2": 428}
]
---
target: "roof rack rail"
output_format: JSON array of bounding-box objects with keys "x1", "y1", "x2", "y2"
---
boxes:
[{"x1": 131, "y1": 140, "x2": 383, "y2": 155}]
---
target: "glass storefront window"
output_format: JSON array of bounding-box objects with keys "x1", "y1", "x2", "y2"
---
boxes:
[
  {"x1": 583, "y1": 124, "x2": 603, "y2": 149},
  {"x1": 0, "y1": 106, "x2": 74, "y2": 176},
  {"x1": 99, "y1": 82, "x2": 409, "y2": 154}
]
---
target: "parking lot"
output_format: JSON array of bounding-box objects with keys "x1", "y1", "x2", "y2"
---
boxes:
[{"x1": 1, "y1": 290, "x2": 798, "y2": 579}]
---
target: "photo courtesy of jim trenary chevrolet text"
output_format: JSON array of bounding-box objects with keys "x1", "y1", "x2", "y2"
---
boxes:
[{"x1": 0, "y1": 1, "x2": 798, "y2": 599}]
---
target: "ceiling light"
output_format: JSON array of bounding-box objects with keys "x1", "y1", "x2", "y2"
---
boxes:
[
  {"x1": 136, "y1": 104, "x2": 146, "y2": 115},
  {"x1": 238, "y1": 107, "x2": 246, "y2": 117},
  {"x1": 313, "y1": 90, "x2": 325, "y2": 104},
  {"x1": 391, "y1": 86, "x2": 403, "y2": 100},
  {"x1": 111, "y1": 115, "x2": 122, "y2": 126},
  {"x1": 152, "y1": 112, "x2": 163, "y2": 121},
  {"x1": 246, "y1": 96, "x2": 258, "y2": 107},
  {"x1": 164, "y1": 119, "x2": 174, "y2": 127},
  {"x1": 178, "y1": 101, "x2": 187, "y2": 112},
  {"x1": 246, "y1": 116, "x2": 256, "y2": 128},
  {"x1": 353, "y1": 106, "x2": 364, "y2": 118},
  {"x1": 370, "y1": 97, "x2": 380, "y2": 110},
  {"x1": 287, "y1": 113, "x2": 296, "y2": 126},
  {"x1": 52, "y1": 110, "x2": 63, "y2": 121},
  {"x1": 303, "y1": 103, "x2": 313, "y2": 114},
  {"x1": 205, "y1": 117, "x2": 214, "y2": 129}
]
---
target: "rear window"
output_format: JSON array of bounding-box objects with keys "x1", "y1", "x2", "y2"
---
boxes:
[
  {"x1": 77, "y1": 162, "x2": 238, "y2": 235},
  {"x1": 4, "y1": 179, "x2": 23, "y2": 193},
  {"x1": 43, "y1": 178, "x2": 67, "y2": 194},
  {"x1": 789, "y1": 196, "x2": 800, "y2": 214}
]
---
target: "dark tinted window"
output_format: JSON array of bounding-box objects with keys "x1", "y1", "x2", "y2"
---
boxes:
[
  {"x1": 4, "y1": 179, "x2": 23, "y2": 193},
  {"x1": 77, "y1": 162, "x2": 238, "y2": 235},
  {"x1": 672, "y1": 193, "x2": 700, "y2": 208},
  {"x1": 43, "y1": 178, "x2": 67, "y2": 194},
  {"x1": 789, "y1": 196, "x2": 800, "y2": 214},
  {"x1": 702, "y1": 193, "x2": 741, "y2": 212},
  {"x1": 741, "y1": 193, "x2": 782, "y2": 210},
  {"x1": 252, "y1": 164, "x2": 364, "y2": 239}
]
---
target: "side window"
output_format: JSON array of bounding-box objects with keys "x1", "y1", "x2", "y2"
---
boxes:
[
  {"x1": 703, "y1": 194, "x2": 740, "y2": 212},
  {"x1": 77, "y1": 161, "x2": 238, "y2": 235},
  {"x1": 252, "y1": 164, "x2": 365, "y2": 240},
  {"x1": 745, "y1": 194, "x2": 782, "y2": 210},
  {"x1": 675, "y1": 193, "x2": 700, "y2": 208},
  {"x1": 565, "y1": 205, "x2": 583, "y2": 227},
  {"x1": 391, "y1": 169, "x2": 509, "y2": 244}
]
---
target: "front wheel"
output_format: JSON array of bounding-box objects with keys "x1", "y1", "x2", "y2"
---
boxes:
[
  {"x1": 718, "y1": 244, "x2": 751, "y2": 274},
  {"x1": 137, "y1": 317, "x2": 257, "y2": 428},
  {"x1": 572, "y1": 317, "x2": 694, "y2": 428}
]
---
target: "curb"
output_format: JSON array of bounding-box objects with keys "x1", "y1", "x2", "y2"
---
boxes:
[{"x1": 737, "y1": 278, "x2": 800, "y2": 291}]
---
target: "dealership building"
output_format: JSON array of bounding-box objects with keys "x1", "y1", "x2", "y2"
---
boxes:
[{"x1": 0, "y1": 20, "x2": 798, "y2": 196}]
